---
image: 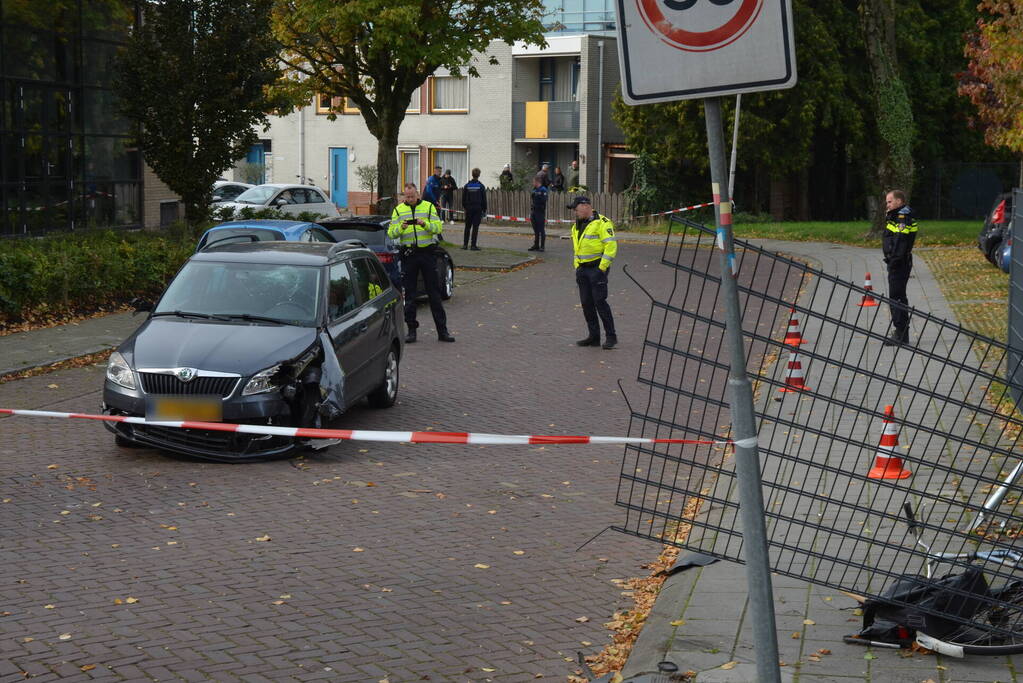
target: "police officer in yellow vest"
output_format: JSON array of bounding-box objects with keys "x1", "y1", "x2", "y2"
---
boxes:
[
  {"x1": 569, "y1": 196, "x2": 618, "y2": 349},
  {"x1": 389, "y1": 183, "x2": 454, "y2": 343},
  {"x1": 882, "y1": 189, "x2": 917, "y2": 346}
]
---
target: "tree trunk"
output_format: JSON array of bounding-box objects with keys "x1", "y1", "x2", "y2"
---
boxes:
[
  {"x1": 373, "y1": 114, "x2": 401, "y2": 217},
  {"x1": 860, "y1": 0, "x2": 915, "y2": 234}
]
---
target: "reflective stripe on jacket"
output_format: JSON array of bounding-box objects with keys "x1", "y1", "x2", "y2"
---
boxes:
[
  {"x1": 882, "y1": 205, "x2": 917, "y2": 263},
  {"x1": 388, "y1": 201, "x2": 442, "y2": 247},
  {"x1": 572, "y1": 212, "x2": 617, "y2": 272}
]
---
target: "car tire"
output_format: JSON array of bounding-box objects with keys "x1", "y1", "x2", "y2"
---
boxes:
[
  {"x1": 367, "y1": 347, "x2": 399, "y2": 408},
  {"x1": 438, "y1": 255, "x2": 454, "y2": 300}
]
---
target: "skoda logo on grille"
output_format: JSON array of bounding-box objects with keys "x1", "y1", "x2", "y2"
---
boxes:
[{"x1": 176, "y1": 367, "x2": 198, "y2": 383}]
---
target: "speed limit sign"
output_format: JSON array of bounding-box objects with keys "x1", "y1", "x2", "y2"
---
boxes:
[{"x1": 615, "y1": 0, "x2": 796, "y2": 103}]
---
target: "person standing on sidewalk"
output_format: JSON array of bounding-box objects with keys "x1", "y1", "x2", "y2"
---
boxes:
[
  {"x1": 569, "y1": 196, "x2": 617, "y2": 349},
  {"x1": 882, "y1": 189, "x2": 918, "y2": 346},
  {"x1": 388, "y1": 183, "x2": 454, "y2": 343},
  {"x1": 462, "y1": 168, "x2": 487, "y2": 251},
  {"x1": 528, "y1": 175, "x2": 547, "y2": 252},
  {"x1": 423, "y1": 166, "x2": 442, "y2": 205},
  {"x1": 566, "y1": 160, "x2": 579, "y2": 190},
  {"x1": 550, "y1": 166, "x2": 566, "y2": 193},
  {"x1": 439, "y1": 169, "x2": 457, "y2": 224}
]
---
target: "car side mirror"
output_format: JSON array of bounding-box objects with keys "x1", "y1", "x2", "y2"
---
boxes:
[
  {"x1": 130, "y1": 297, "x2": 153, "y2": 316},
  {"x1": 276, "y1": 199, "x2": 288, "y2": 206},
  {"x1": 212, "y1": 195, "x2": 222, "y2": 202}
]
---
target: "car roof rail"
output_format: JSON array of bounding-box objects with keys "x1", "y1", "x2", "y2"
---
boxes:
[{"x1": 329, "y1": 240, "x2": 367, "y2": 255}]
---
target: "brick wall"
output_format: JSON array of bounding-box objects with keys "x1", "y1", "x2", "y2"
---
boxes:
[{"x1": 142, "y1": 162, "x2": 182, "y2": 228}]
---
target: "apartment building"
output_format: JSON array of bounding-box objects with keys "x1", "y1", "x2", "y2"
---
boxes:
[{"x1": 248, "y1": 33, "x2": 628, "y2": 213}]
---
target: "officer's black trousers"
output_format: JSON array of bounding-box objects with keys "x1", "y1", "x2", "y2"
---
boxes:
[
  {"x1": 402, "y1": 248, "x2": 448, "y2": 334},
  {"x1": 576, "y1": 265, "x2": 616, "y2": 339},
  {"x1": 463, "y1": 209, "x2": 482, "y2": 248},
  {"x1": 887, "y1": 256, "x2": 912, "y2": 332},
  {"x1": 530, "y1": 212, "x2": 546, "y2": 248}
]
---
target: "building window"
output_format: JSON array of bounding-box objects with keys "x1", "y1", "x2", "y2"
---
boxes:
[
  {"x1": 400, "y1": 149, "x2": 420, "y2": 191},
  {"x1": 343, "y1": 97, "x2": 360, "y2": 114},
  {"x1": 429, "y1": 148, "x2": 468, "y2": 185},
  {"x1": 430, "y1": 76, "x2": 468, "y2": 113},
  {"x1": 572, "y1": 58, "x2": 581, "y2": 99},
  {"x1": 315, "y1": 94, "x2": 332, "y2": 114},
  {"x1": 539, "y1": 58, "x2": 555, "y2": 102},
  {"x1": 406, "y1": 85, "x2": 421, "y2": 113}
]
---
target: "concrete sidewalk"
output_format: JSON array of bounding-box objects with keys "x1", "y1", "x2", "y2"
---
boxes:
[{"x1": 620, "y1": 239, "x2": 1017, "y2": 683}]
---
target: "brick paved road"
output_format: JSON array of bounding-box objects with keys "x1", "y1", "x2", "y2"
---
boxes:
[{"x1": 0, "y1": 235, "x2": 703, "y2": 682}]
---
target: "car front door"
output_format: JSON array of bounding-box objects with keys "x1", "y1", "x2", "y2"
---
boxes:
[
  {"x1": 348, "y1": 256, "x2": 396, "y2": 387},
  {"x1": 325, "y1": 261, "x2": 369, "y2": 401}
]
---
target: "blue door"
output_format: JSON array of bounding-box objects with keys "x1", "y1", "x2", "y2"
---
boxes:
[
  {"x1": 246, "y1": 144, "x2": 266, "y2": 183},
  {"x1": 330, "y1": 147, "x2": 348, "y2": 209}
]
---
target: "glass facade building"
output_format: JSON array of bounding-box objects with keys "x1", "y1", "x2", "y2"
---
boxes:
[
  {"x1": 1, "y1": 0, "x2": 141, "y2": 236},
  {"x1": 544, "y1": 0, "x2": 616, "y2": 33}
]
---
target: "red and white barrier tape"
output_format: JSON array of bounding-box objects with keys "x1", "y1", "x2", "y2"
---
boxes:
[
  {"x1": 445, "y1": 202, "x2": 713, "y2": 225},
  {"x1": 0, "y1": 408, "x2": 730, "y2": 447}
]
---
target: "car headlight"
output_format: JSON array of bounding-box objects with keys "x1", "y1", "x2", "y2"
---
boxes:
[
  {"x1": 242, "y1": 365, "x2": 281, "y2": 396},
  {"x1": 106, "y1": 351, "x2": 136, "y2": 390}
]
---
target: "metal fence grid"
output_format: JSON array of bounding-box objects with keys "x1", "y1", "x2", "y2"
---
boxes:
[{"x1": 615, "y1": 216, "x2": 1023, "y2": 637}]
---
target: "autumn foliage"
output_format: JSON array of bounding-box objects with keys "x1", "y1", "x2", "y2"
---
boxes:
[{"x1": 959, "y1": 0, "x2": 1023, "y2": 154}]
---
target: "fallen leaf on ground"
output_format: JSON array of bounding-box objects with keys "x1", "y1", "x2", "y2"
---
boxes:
[
  {"x1": 254, "y1": 535, "x2": 271, "y2": 542},
  {"x1": 513, "y1": 550, "x2": 525, "y2": 555},
  {"x1": 47, "y1": 384, "x2": 58, "y2": 389},
  {"x1": 43, "y1": 604, "x2": 55, "y2": 609},
  {"x1": 125, "y1": 597, "x2": 138, "y2": 604},
  {"x1": 80, "y1": 665, "x2": 95, "y2": 672},
  {"x1": 575, "y1": 616, "x2": 589, "y2": 623},
  {"x1": 670, "y1": 619, "x2": 685, "y2": 626},
  {"x1": 353, "y1": 547, "x2": 365, "y2": 552},
  {"x1": 720, "y1": 661, "x2": 737, "y2": 670},
  {"x1": 474, "y1": 563, "x2": 490, "y2": 569},
  {"x1": 58, "y1": 633, "x2": 71, "y2": 640}
]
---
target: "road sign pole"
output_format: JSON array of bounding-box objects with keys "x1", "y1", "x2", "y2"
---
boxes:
[{"x1": 703, "y1": 96, "x2": 781, "y2": 683}]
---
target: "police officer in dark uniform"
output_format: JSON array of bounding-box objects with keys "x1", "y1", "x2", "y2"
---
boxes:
[
  {"x1": 528, "y1": 176, "x2": 547, "y2": 252},
  {"x1": 388, "y1": 183, "x2": 454, "y2": 344},
  {"x1": 882, "y1": 189, "x2": 917, "y2": 346},
  {"x1": 461, "y1": 167, "x2": 487, "y2": 251}
]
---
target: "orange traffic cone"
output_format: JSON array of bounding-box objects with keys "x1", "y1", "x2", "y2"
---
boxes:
[
  {"x1": 778, "y1": 352, "x2": 812, "y2": 392},
  {"x1": 867, "y1": 405, "x2": 912, "y2": 479},
  {"x1": 858, "y1": 272, "x2": 879, "y2": 307},
  {"x1": 783, "y1": 308, "x2": 808, "y2": 346}
]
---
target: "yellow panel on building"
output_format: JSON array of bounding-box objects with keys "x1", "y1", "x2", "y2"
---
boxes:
[{"x1": 525, "y1": 101, "x2": 549, "y2": 139}]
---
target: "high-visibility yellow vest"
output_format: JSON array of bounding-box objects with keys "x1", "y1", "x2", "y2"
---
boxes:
[
  {"x1": 388, "y1": 201, "x2": 442, "y2": 247},
  {"x1": 885, "y1": 206, "x2": 918, "y2": 235},
  {"x1": 572, "y1": 212, "x2": 618, "y2": 271}
]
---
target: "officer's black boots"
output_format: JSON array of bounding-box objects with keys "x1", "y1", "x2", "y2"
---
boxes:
[
  {"x1": 576, "y1": 336, "x2": 600, "y2": 347},
  {"x1": 602, "y1": 336, "x2": 618, "y2": 350},
  {"x1": 405, "y1": 330, "x2": 417, "y2": 344},
  {"x1": 528, "y1": 243, "x2": 539, "y2": 251},
  {"x1": 438, "y1": 332, "x2": 455, "y2": 342},
  {"x1": 882, "y1": 328, "x2": 910, "y2": 347}
]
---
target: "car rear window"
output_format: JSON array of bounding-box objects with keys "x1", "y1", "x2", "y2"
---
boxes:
[
  {"x1": 201, "y1": 228, "x2": 282, "y2": 249},
  {"x1": 329, "y1": 227, "x2": 388, "y2": 246}
]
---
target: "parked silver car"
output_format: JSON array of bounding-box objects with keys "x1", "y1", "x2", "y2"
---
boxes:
[{"x1": 217, "y1": 184, "x2": 341, "y2": 219}]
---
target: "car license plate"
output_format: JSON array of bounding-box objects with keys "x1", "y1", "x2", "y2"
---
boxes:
[{"x1": 146, "y1": 396, "x2": 223, "y2": 422}]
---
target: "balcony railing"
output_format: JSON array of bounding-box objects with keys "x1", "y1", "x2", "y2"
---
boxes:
[{"x1": 511, "y1": 101, "x2": 580, "y2": 140}]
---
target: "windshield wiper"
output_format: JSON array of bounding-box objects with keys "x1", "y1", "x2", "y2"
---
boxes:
[
  {"x1": 220, "y1": 313, "x2": 288, "y2": 325},
  {"x1": 151, "y1": 310, "x2": 230, "y2": 321}
]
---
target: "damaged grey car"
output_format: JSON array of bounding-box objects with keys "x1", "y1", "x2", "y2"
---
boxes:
[{"x1": 102, "y1": 241, "x2": 404, "y2": 461}]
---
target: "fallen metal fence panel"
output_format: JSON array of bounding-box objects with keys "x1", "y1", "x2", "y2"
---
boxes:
[{"x1": 615, "y1": 217, "x2": 1023, "y2": 640}]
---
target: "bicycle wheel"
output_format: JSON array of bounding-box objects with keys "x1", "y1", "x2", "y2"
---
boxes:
[{"x1": 916, "y1": 582, "x2": 1023, "y2": 657}]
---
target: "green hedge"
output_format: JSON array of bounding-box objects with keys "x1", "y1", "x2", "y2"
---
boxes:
[{"x1": 0, "y1": 225, "x2": 200, "y2": 323}]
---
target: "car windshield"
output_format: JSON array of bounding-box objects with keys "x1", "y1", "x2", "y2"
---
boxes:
[
  {"x1": 233, "y1": 186, "x2": 278, "y2": 205},
  {"x1": 155, "y1": 261, "x2": 322, "y2": 326}
]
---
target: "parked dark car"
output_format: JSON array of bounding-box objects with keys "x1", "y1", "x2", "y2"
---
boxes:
[
  {"x1": 319, "y1": 215, "x2": 454, "y2": 300},
  {"x1": 978, "y1": 192, "x2": 1014, "y2": 267},
  {"x1": 196, "y1": 220, "x2": 336, "y2": 251},
  {"x1": 102, "y1": 242, "x2": 403, "y2": 461}
]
